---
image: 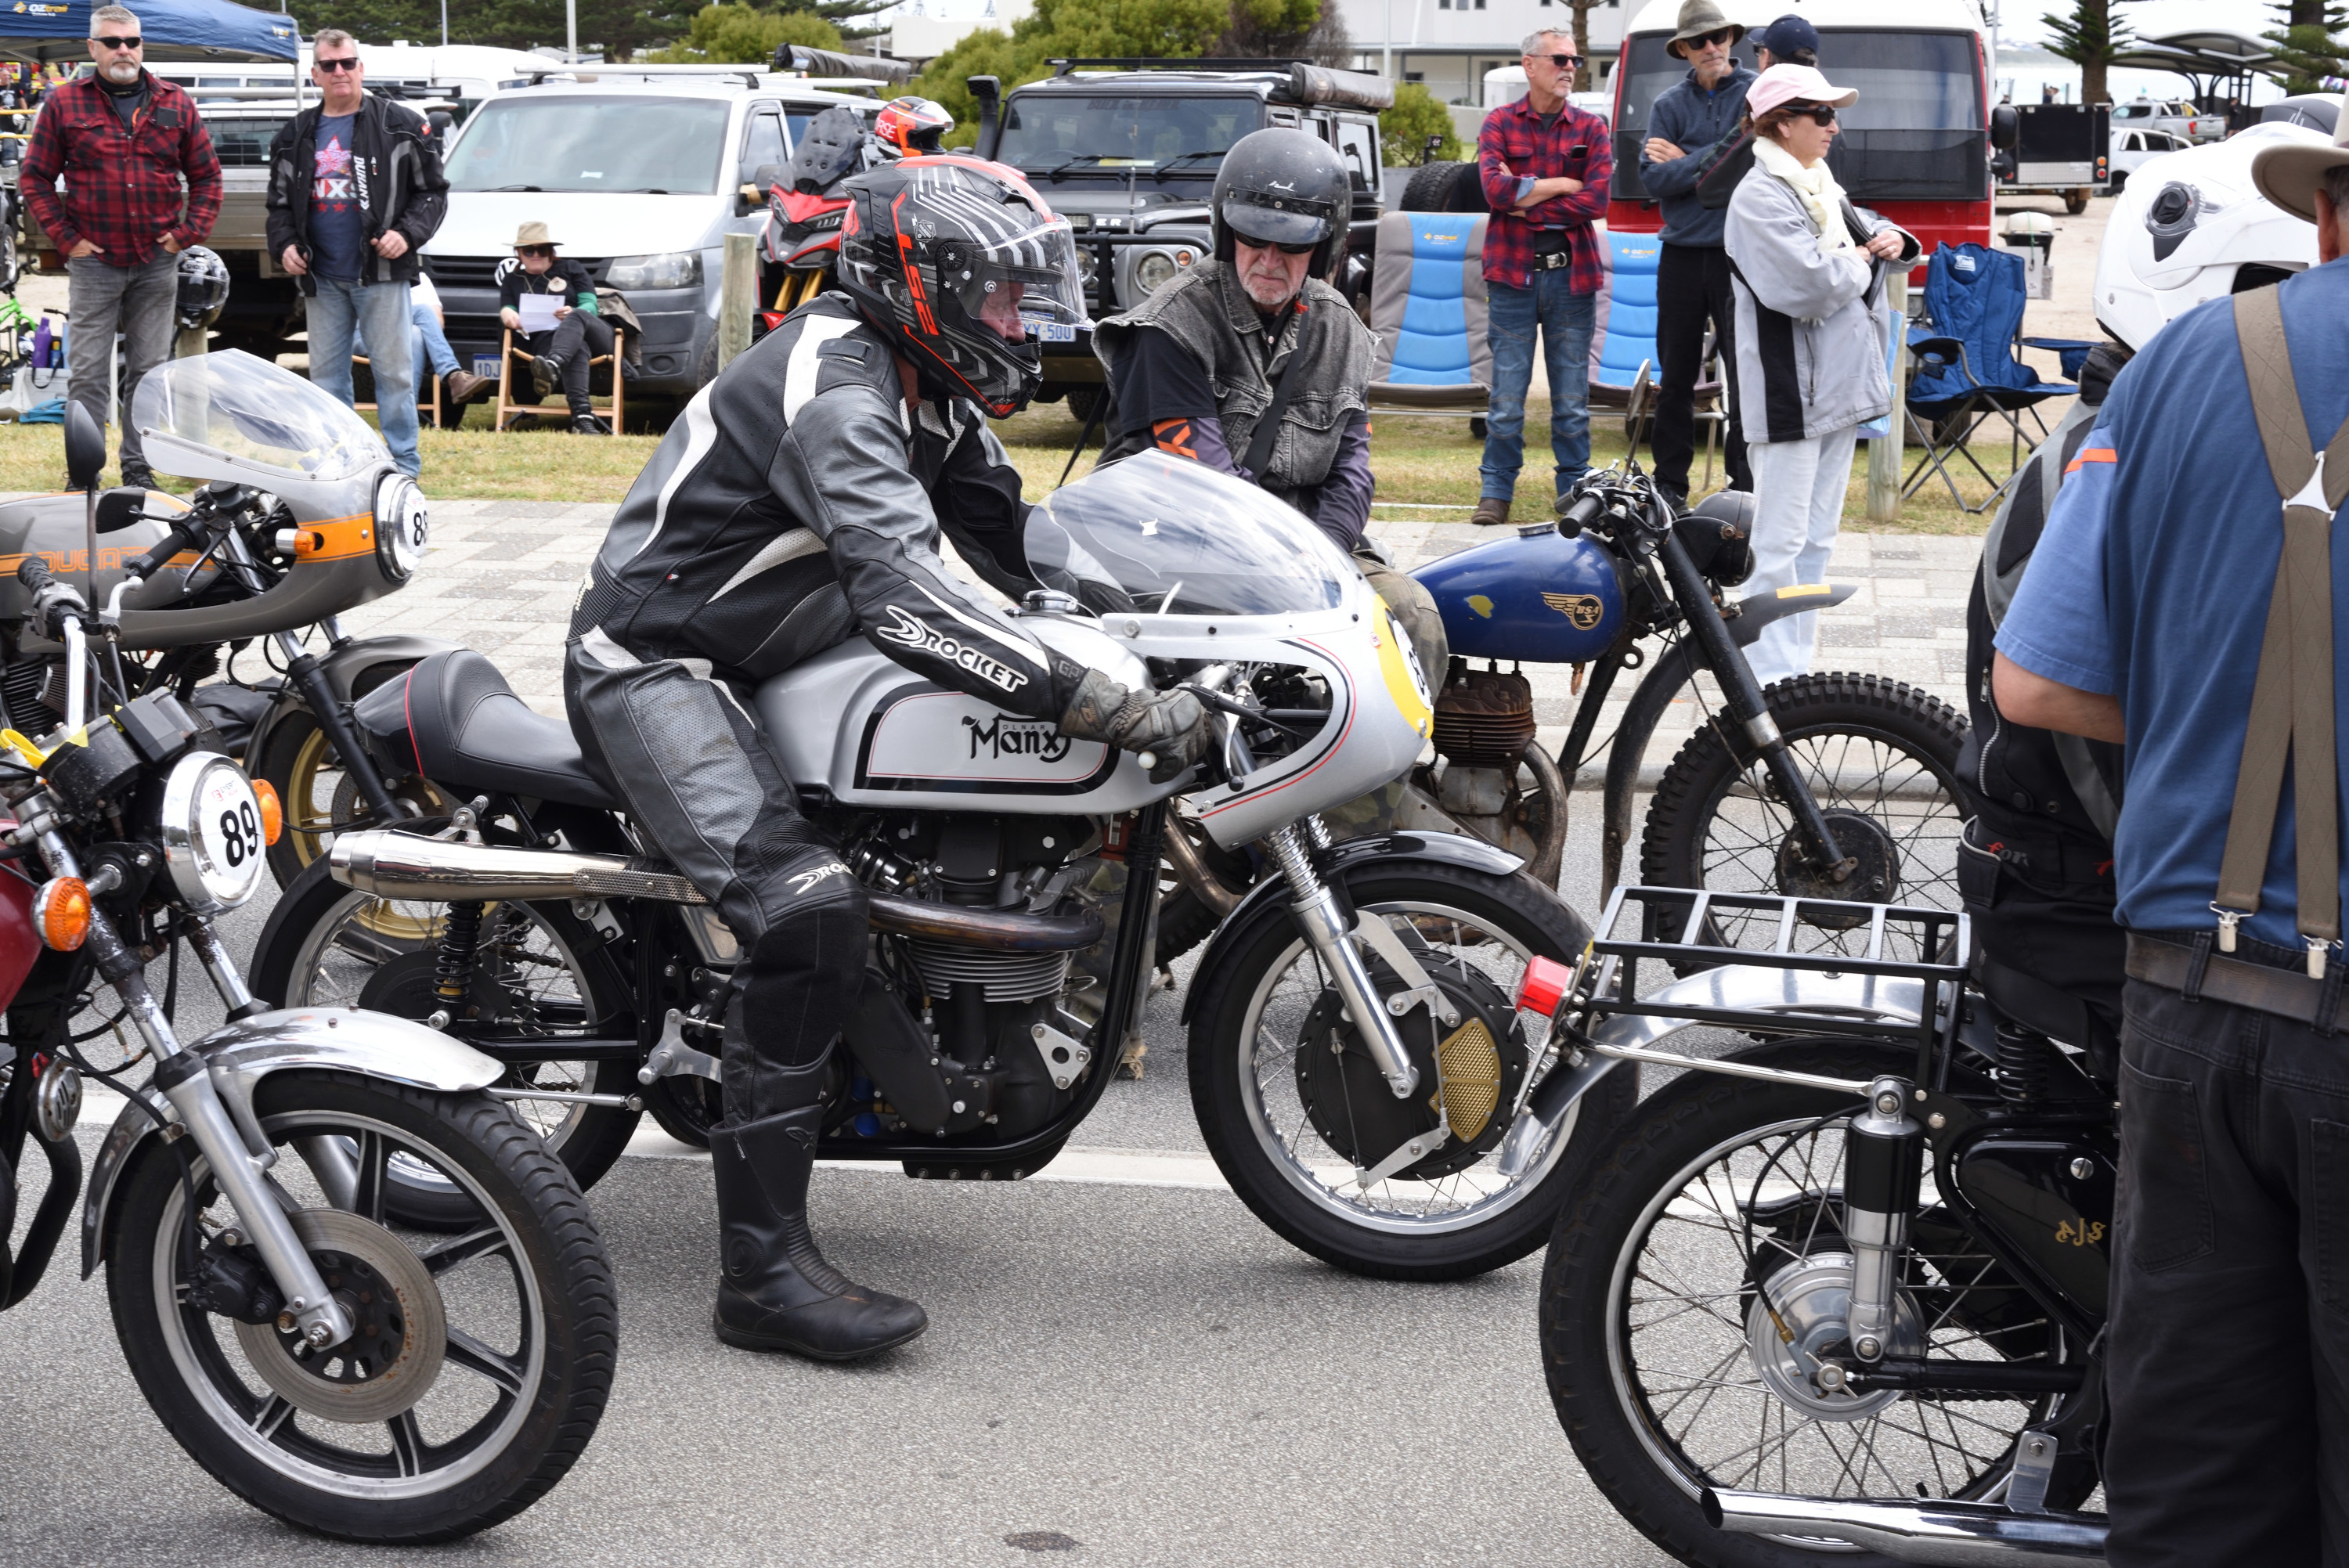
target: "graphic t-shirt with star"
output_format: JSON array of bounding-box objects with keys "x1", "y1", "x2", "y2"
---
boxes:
[{"x1": 309, "y1": 113, "x2": 366, "y2": 279}]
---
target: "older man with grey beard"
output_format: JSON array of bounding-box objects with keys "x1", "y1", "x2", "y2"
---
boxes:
[{"x1": 18, "y1": 5, "x2": 220, "y2": 488}]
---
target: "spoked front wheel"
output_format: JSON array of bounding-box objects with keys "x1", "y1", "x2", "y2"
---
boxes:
[
  {"x1": 1189, "y1": 861, "x2": 1636, "y2": 1280},
  {"x1": 106, "y1": 1070, "x2": 615, "y2": 1543},
  {"x1": 1641, "y1": 673, "x2": 1968, "y2": 967},
  {"x1": 1540, "y1": 1043, "x2": 2093, "y2": 1568}
]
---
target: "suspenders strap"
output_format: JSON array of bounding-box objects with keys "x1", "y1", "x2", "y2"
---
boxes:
[{"x1": 2218, "y1": 287, "x2": 2349, "y2": 965}]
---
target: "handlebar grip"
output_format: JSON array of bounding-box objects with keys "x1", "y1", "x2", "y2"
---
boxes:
[
  {"x1": 126, "y1": 524, "x2": 197, "y2": 582},
  {"x1": 15, "y1": 554, "x2": 52, "y2": 593},
  {"x1": 1559, "y1": 494, "x2": 1605, "y2": 537}
]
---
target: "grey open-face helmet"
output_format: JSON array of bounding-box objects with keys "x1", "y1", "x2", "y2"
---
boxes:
[{"x1": 1211, "y1": 128, "x2": 1352, "y2": 279}]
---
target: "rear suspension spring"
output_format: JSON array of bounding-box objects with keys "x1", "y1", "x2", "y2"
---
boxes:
[
  {"x1": 434, "y1": 899, "x2": 486, "y2": 1009},
  {"x1": 1994, "y1": 1023, "x2": 2051, "y2": 1105}
]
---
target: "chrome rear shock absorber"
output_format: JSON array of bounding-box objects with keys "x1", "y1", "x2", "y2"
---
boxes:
[
  {"x1": 432, "y1": 899, "x2": 486, "y2": 1019},
  {"x1": 1843, "y1": 1076, "x2": 1925, "y2": 1364}
]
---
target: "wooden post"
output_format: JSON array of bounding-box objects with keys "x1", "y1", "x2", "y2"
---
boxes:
[
  {"x1": 717, "y1": 232, "x2": 756, "y2": 373},
  {"x1": 1866, "y1": 271, "x2": 1908, "y2": 524}
]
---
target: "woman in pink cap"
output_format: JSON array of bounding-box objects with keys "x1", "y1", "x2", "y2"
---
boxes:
[{"x1": 1723, "y1": 63, "x2": 1919, "y2": 687}]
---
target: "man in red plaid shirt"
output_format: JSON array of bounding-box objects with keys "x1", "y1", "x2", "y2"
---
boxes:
[
  {"x1": 20, "y1": 5, "x2": 220, "y2": 488},
  {"x1": 1471, "y1": 29, "x2": 1611, "y2": 527}
]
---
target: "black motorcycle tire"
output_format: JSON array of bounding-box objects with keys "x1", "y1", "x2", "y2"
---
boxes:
[
  {"x1": 106, "y1": 1071, "x2": 615, "y2": 1545},
  {"x1": 250, "y1": 856, "x2": 641, "y2": 1218},
  {"x1": 1541, "y1": 1041, "x2": 2086, "y2": 1568},
  {"x1": 1640, "y1": 673, "x2": 1968, "y2": 968},
  {"x1": 1189, "y1": 860, "x2": 1636, "y2": 1281}
]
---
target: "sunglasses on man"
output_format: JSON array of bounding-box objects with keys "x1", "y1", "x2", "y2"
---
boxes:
[
  {"x1": 93, "y1": 34, "x2": 140, "y2": 49},
  {"x1": 314, "y1": 56, "x2": 361, "y2": 72},
  {"x1": 1535, "y1": 52, "x2": 1583, "y2": 68},
  {"x1": 1686, "y1": 27, "x2": 1736, "y2": 49}
]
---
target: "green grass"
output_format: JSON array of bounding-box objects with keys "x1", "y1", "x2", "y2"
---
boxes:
[{"x1": 0, "y1": 389, "x2": 2040, "y2": 532}]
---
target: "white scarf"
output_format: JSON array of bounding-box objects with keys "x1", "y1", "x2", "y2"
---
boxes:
[{"x1": 1752, "y1": 134, "x2": 1853, "y2": 259}]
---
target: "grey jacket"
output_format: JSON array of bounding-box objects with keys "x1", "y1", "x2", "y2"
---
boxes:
[{"x1": 1723, "y1": 168, "x2": 1917, "y2": 443}]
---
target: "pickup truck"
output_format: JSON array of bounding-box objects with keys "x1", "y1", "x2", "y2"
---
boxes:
[
  {"x1": 969, "y1": 59, "x2": 1392, "y2": 418},
  {"x1": 2110, "y1": 99, "x2": 2224, "y2": 145}
]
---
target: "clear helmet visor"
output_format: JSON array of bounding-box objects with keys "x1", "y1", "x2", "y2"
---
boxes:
[{"x1": 938, "y1": 218, "x2": 1092, "y2": 344}]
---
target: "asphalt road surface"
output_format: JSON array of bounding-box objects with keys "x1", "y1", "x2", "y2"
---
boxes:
[{"x1": 0, "y1": 808, "x2": 1702, "y2": 1568}]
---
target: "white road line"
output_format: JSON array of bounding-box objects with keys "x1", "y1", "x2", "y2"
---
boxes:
[{"x1": 74, "y1": 1087, "x2": 1238, "y2": 1193}]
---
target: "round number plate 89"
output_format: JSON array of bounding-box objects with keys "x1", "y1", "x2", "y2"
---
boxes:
[{"x1": 160, "y1": 754, "x2": 269, "y2": 909}]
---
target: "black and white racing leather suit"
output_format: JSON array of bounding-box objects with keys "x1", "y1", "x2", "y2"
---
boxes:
[{"x1": 566, "y1": 296, "x2": 1088, "y2": 1123}]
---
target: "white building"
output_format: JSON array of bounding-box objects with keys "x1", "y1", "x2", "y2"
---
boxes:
[{"x1": 1333, "y1": 0, "x2": 1627, "y2": 108}]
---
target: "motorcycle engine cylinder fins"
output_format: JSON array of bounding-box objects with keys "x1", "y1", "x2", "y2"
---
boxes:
[
  {"x1": 1430, "y1": 662, "x2": 1536, "y2": 770},
  {"x1": 905, "y1": 940, "x2": 1070, "y2": 1004},
  {"x1": 1841, "y1": 1076, "x2": 1925, "y2": 1364}
]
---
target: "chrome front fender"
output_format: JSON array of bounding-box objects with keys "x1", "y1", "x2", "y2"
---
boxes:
[
  {"x1": 1495, "y1": 964, "x2": 1930, "y2": 1177},
  {"x1": 82, "y1": 1007, "x2": 500, "y2": 1277}
]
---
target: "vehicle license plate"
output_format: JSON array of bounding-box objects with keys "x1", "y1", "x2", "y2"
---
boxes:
[
  {"x1": 1031, "y1": 322, "x2": 1077, "y2": 344},
  {"x1": 474, "y1": 355, "x2": 503, "y2": 382}
]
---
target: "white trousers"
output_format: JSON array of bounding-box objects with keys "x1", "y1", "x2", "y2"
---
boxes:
[{"x1": 1743, "y1": 423, "x2": 1858, "y2": 687}]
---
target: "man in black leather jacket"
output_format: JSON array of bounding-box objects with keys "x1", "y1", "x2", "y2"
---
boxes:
[
  {"x1": 1957, "y1": 341, "x2": 2131, "y2": 1058},
  {"x1": 567, "y1": 157, "x2": 1214, "y2": 1361}
]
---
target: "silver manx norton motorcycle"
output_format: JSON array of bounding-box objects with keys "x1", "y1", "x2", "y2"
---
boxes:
[{"x1": 251, "y1": 456, "x2": 1638, "y2": 1279}]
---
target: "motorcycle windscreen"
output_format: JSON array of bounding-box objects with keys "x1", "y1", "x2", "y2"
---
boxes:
[
  {"x1": 130, "y1": 348, "x2": 390, "y2": 487},
  {"x1": 1027, "y1": 456, "x2": 1352, "y2": 617}
]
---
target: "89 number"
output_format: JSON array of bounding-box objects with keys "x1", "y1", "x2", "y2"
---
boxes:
[{"x1": 216, "y1": 800, "x2": 260, "y2": 867}]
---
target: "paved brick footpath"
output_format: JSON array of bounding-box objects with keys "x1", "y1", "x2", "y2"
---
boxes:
[{"x1": 334, "y1": 500, "x2": 1981, "y2": 778}]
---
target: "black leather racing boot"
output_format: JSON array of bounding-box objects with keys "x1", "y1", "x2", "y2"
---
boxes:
[{"x1": 709, "y1": 1107, "x2": 928, "y2": 1360}]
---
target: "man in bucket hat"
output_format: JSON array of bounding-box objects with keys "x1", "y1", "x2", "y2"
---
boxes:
[
  {"x1": 1639, "y1": 0, "x2": 1755, "y2": 508},
  {"x1": 1990, "y1": 89, "x2": 2349, "y2": 1567}
]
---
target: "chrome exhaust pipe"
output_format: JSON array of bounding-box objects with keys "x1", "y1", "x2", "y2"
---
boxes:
[
  {"x1": 329, "y1": 830, "x2": 1105, "y2": 953},
  {"x1": 331, "y1": 829, "x2": 712, "y2": 906},
  {"x1": 1704, "y1": 1490, "x2": 2105, "y2": 1565}
]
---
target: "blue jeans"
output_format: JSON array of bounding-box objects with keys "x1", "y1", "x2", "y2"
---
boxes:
[
  {"x1": 410, "y1": 302, "x2": 459, "y2": 383},
  {"x1": 308, "y1": 276, "x2": 419, "y2": 477},
  {"x1": 1481, "y1": 272, "x2": 1596, "y2": 503}
]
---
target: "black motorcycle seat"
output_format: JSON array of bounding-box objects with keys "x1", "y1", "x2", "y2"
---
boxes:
[{"x1": 396, "y1": 650, "x2": 618, "y2": 811}]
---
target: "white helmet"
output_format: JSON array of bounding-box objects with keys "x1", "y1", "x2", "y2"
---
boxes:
[{"x1": 2093, "y1": 121, "x2": 2326, "y2": 351}]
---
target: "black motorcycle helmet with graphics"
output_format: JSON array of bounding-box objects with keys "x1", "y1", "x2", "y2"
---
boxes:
[
  {"x1": 834, "y1": 155, "x2": 1089, "y2": 418},
  {"x1": 1211, "y1": 128, "x2": 1352, "y2": 280}
]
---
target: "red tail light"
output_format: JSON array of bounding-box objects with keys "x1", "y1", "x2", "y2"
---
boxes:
[{"x1": 1515, "y1": 954, "x2": 1576, "y2": 1016}]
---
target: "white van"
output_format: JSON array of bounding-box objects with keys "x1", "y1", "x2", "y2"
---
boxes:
[{"x1": 422, "y1": 74, "x2": 875, "y2": 402}]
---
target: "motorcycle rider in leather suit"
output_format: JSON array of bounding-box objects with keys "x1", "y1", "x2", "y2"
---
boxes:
[{"x1": 565, "y1": 156, "x2": 1216, "y2": 1360}]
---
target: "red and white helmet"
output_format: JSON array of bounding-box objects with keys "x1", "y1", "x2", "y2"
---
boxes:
[{"x1": 874, "y1": 96, "x2": 954, "y2": 157}]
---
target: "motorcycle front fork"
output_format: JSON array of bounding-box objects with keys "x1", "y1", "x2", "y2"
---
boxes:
[{"x1": 22, "y1": 812, "x2": 355, "y2": 1351}]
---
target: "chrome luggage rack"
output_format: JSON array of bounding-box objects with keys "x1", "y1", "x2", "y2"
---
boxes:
[{"x1": 1558, "y1": 885, "x2": 1973, "y2": 1095}]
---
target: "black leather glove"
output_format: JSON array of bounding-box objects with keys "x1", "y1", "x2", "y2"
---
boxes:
[{"x1": 1059, "y1": 669, "x2": 1216, "y2": 784}]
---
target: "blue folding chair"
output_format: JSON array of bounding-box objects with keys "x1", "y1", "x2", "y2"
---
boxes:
[
  {"x1": 1366, "y1": 211, "x2": 1493, "y2": 435},
  {"x1": 1590, "y1": 231, "x2": 1662, "y2": 399},
  {"x1": 1903, "y1": 243, "x2": 2077, "y2": 513}
]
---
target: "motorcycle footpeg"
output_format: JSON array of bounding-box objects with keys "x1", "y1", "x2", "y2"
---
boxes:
[{"x1": 640, "y1": 1008, "x2": 722, "y2": 1085}]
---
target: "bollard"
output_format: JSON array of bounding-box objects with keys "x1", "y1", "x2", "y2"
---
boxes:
[
  {"x1": 1865, "y1": 271, "x2": 1907, "y2": 524},
  {"x1": 717, "y1": 231, "x2": 756, "y2": 373}
]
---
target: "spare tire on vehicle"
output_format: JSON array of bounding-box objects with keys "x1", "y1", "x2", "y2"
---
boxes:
[{"x1": 1399, "y1": 160, "x2": 1492, "y2": 214}]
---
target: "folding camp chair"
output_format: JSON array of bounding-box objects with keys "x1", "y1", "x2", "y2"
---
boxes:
[
  {"x1": 1902, "y1": 243, "x2": 2076, "y2": 513},
  {"x1": 1365, "y1": 211, "x2": 1492, "y2": 437},
  {"x1": 495, "y1": 324, "x2": 625, "y2": 433},
  {"x1": 353, "y1": 353, "x2": 447, "y2": 430},
  {"x1": 1589, "y1": 230, "x2": 1660, "y2": 409}
]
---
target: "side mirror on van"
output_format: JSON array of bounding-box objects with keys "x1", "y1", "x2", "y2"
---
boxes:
[
  {"x1": 1990, "y1": 103, "x2": 2019, "y2": 151},
  {"x1": 740, "y1": 161, "x2": 786, "y2": 206}
]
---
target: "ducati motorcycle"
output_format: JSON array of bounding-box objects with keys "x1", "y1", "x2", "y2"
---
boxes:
[
  {"x1": 1519, "y1": 885, "x2": 2111, "y2": 1566},
  {"x1": 0, "y1": 348, "x2": 460, "y2": 893},
  {"x1": 1158, "y1": 425, "x2": 1971, "y2": 973},
  {"x1": 759, "y1": 103, "x2": 886, "y2": 317},
  {"x1": 0, "y1": 399, "x2": 614, "y2": 1543},
  {"x1": 251, "y1": 457, "x2": 1639, "y2": 1280}
]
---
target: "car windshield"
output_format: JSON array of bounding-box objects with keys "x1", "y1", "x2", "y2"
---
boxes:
[
  {"x1": 201, "y1": 113, "x2": 292, "y2": 168},
  {"x1": 1026, "y1": 456, "x2": 1351, "y2": 617},
  {"x1": 131, "y1": 349, "x2": 387, "y2": 482},
  {"x1": 445, "y1": 95, "x2": 731, "y2": 193},
  {"x1": 998, "y1": 93, "x2": 1261, "y2": 171}
]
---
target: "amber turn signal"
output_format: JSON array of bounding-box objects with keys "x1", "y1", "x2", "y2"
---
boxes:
[
  {"x1": 251, "y1": 777, "x2": 284, "y2": 846},
  {"x1": 33, "y1": 876, "x2": 88, "y2": 950}
]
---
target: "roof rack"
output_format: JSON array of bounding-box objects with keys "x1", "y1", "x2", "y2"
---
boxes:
[
  {"x1": 1041, "y1": 58, "x2": 1394, "y2": 110},
  {"x1": 520, "y1": 62, "x2": 763, "y2": 90},
  {"x1": 1048, "y1": 58, "x2": 1306, "y2": 74}
]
